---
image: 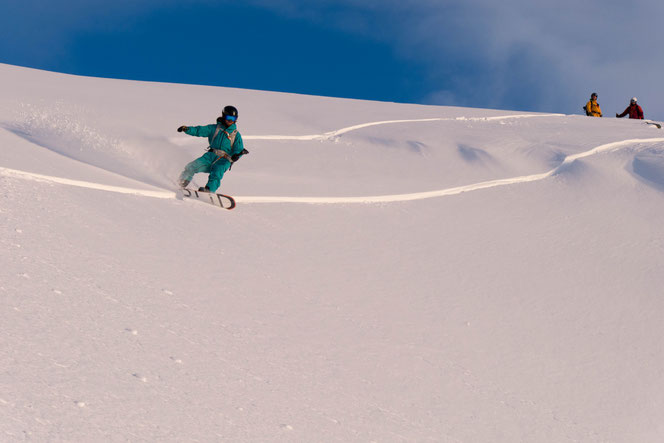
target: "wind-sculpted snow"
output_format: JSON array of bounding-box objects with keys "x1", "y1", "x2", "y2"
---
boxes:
[
  {"x1": 2, "y1": 114, "x2": 663, "y2": 205},
  {"x1": 5, "y1": 103, "x2": 183, "y2": 189},
  {"x1": 632, "y1": 148, "x2": 664, "y2": 190}
]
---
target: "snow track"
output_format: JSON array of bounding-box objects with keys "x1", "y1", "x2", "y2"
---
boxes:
[
  {"x1": 244, "y1": 113, "x2": 563, "y2": 141},
  {"x1": 0, "y1": 166, "x2": 173, "y2": 199},
  {"x1": 2, "y1": 116, "x2": 663, "y2": 206},
  {"x1": 237, "y1": 137, "x2": 664, "y2": 204}
]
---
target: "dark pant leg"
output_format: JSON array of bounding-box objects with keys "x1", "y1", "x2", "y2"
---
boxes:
[{"x1": 206, "y1": 160, "x2": 231, "y2": 192}]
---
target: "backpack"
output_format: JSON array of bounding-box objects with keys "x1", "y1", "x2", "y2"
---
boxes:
[{"x1": 582, "y1": 104, "x2": 590, "y2": 116}]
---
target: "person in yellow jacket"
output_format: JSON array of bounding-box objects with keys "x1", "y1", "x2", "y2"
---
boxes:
[{"x1": 584, "y1": 92, "x2": 602, "y2": 117}]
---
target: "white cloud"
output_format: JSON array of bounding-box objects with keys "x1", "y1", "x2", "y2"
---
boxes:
[{"x1": 246, "y1": 0, "x2": 664, "y2": 119}]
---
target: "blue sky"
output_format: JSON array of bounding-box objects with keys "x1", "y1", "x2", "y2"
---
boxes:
[{"x1": 2, "y1": 0, "x2": 663, "y2": 120}]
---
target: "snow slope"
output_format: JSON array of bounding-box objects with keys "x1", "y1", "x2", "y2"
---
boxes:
[{"x1": 1, "y1": 63, "x2": 664, "y2": 442}]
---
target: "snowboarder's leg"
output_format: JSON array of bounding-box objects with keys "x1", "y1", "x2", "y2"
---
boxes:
[
  {"x1": 179, "y1": 156, "x2": 211, "y2": 185},
  {"x1": 206, "y1": 160, "x2": 231, "y2": 193}
]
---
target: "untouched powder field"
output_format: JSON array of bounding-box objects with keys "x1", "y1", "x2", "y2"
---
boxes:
[{"x1": 1, "y1": 63, "x2": 664, "y2": 442}]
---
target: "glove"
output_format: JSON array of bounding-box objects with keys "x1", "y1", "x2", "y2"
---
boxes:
[
  {"x1": 231, "y1": 149, "x2": 249, "y2": 162},
  {"x1": 177, "y1": 126, "x2": 188, "y2": 133},
  {"x1": 615, "y1": 113, "x2": 619, "y2": 118}
]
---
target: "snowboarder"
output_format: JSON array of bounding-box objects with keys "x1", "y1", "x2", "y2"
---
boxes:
[
  {"x1": 584, "y1": 92, "x2": 602, "y2": 117},
  {"x1": 177, "y1": 106, "x2": 247, "y2": 193},
  {"x1": 616, "y1": 97, "x2": 644, "y2": 119}
]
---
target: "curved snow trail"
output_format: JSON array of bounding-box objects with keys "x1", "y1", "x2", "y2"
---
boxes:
[
  {"x1": 2, "y1": 138, "x2": 663, "y2": 206},
  {"x1": 235, "y1": 137, "x2": 664, "y2": 204},
  {"x1": 235, "y1": 138, "x2": 664, "y2": 204},
  {"x1": 243, "y1": 113, "x2": 564, "y2": 141},
  {"x1": 0, "y1": 113, "x2": 562, "y2": 202},
  {"x1": 0, "y1": 166, "x2": 173, "y2": 199}
]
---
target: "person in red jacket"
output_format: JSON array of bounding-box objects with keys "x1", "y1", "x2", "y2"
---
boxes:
[{"x1": 616, "y1": 97, "x2": 644, "y2": 119}]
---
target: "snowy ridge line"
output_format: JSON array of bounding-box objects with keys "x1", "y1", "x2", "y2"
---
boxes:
[
  {"x1": 243, "y1": 113, "x2": 565, "y2": 141},
  {"x1": 235, "y1": 137, "x2": 664, "y2": 204},
  {"x1": 2, "y1": 137, "x2": 663, "y2": 205}
]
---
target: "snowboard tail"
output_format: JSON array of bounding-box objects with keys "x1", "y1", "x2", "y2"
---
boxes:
[{"x1": 180, "y1": 188, "x2": 236, "y2": 210}]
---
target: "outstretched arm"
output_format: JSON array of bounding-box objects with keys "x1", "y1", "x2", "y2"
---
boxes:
[{"x1": 177, "y1": 125, "x2": 214, "y2": 137}]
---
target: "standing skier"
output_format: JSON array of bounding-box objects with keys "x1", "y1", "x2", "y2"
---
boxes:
[
  {"x1": 177, "y1": 106, "x2": 247, "y2": 192},
  {"x1": 584, "y1": 92, "x2": 602, "y2": 117},
  {"x1": 616, "y1": 97, "x2": 644, "y2": 119}
]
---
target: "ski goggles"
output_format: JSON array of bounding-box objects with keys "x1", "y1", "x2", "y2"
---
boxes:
[{"x1": 223, "y1": 115, "x2": 237, "y2": 122}]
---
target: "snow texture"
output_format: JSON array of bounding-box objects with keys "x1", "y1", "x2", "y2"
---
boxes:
[{"x1": 1, "y1": 63, "x2": 664, "y2": 442}]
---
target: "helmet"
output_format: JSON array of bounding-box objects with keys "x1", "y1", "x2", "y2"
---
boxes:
[
  {"x1": 222, "y1": 105, "x2": 238, "y2": 120},
  {"x1": 591, "y1": 92, "x2": 598, "y2": 99},
  {"x1": 630, "y1": 97, "x2": 637, "y2": 104}
]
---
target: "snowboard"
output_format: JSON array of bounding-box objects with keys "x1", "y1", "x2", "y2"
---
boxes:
[
  {"x1": 645, "y1": 120, "x2": 662, "y2": 129},
  {"x1": 179, "y1": 188, "x2": 236, "y2": 210}
]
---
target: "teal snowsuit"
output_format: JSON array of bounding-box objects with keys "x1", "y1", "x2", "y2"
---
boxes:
[{"x1": 179, "y1": 122, "x2": 245, "y2": 193}]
